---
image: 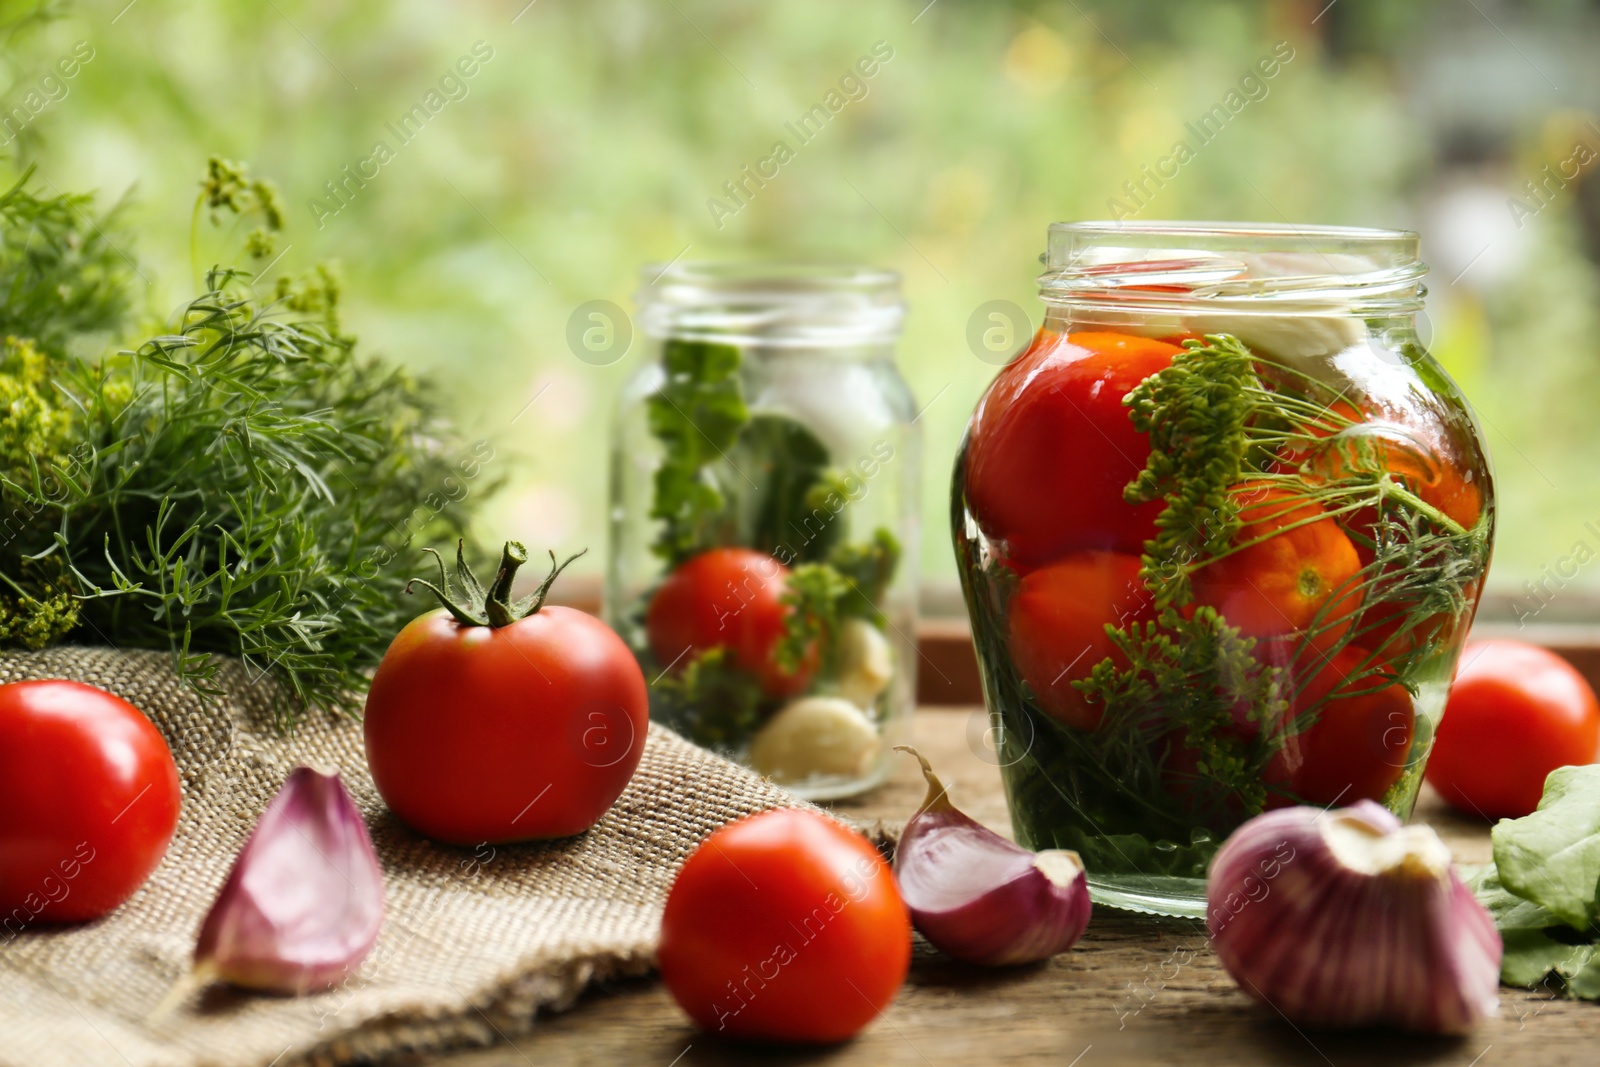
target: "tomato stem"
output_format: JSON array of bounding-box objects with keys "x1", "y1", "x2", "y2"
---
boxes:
[
  {"x1": 484, "y1": 542, "x2": 529, "y2": 628},
  {"x1": 406, "y1": 540, "x2": 587, "y2": 628}
]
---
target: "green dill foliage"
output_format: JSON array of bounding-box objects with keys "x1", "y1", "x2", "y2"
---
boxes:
[
  {"x1": 1122, "y1": 334, "x2": 1257, "y2": 607},
  {"x1": 0, "y1": 162, "x2": 478, "y2": 722},
  {"x1": 5, "y1": 267, "x2": 471, "y2": 720},
  {"x1": 1077, "y1": 606, "x2": 1288, "y2": 825},
  {"x1": 0, "y1": 167, "x2": 133, "y2": 355},
  {"x1": 196, "y1": 155, "x2": 285, "y2": 267}
]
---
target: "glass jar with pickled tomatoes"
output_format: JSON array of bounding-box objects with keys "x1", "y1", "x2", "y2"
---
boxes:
[{"x1": 952, "y1": 222, "x2": 1494, "y2": 916}]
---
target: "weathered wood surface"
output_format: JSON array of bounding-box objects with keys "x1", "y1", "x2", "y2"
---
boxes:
[{"x1": 438, "y1": 706, "x2": 1599, "y2": 1067}]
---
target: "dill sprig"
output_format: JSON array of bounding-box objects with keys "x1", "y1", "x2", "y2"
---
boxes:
[
  {"x1": 1123, "y1": 333, "x2": 1258, "y2": 608},
  {"x1": 0, "y1": 166, "x2": 132, "y2": 356},
  {"x1": 1077, "y1": 604, "x2": 1291, "y2": 825}
]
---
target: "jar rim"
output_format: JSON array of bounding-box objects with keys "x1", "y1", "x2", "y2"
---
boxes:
[
  {"x1": 635, "y1": 260, "x2": 905, "y2": 348},
  {"x1": 1040, "y1": 220, "x2": 1427, "y2": 314}
]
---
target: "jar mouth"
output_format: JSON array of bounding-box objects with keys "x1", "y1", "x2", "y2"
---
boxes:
[
  {"x1": 635, "y1": 261, "x2": 905, "y2": 348},
  {"x1": 1040, "y1": 221, "x2": 1427, "y2": 314}
]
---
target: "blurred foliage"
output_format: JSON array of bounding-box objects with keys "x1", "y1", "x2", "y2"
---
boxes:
[{"x1": 1, "y1": 0, "x2": 1596, "y2": 598}]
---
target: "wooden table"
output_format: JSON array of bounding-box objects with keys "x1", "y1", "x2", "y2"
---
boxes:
[{"x1": 441, "y1": 706, "x2": 1599, "y2": 1067}]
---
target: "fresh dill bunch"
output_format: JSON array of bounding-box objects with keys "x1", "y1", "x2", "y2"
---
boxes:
[
  {"x1": 0, "y1": 167, "x2": 133, "y2": 356},
  {"x1": 3, "y1": 267, "x2": 476, "y2": 723},
  {"x1": 1122, "y1": 334, "x2": 1260, "y2": 608}
]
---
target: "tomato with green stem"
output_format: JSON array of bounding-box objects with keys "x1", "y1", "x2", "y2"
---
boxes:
[
  {"x1": 964, "y1": 330, "x2": 1181, "y2": 568},
  {"x1": 1425, "y1": 640, "x2": 1600, "y2": 819},
  {"x1": 365, "y1": 541, "x2": 649, "y2": 845},
  {"x1": 658, "y1": 808, "x2": 911, "y2": 1043},
  {"x1": 647, "y1": 547, "x2": 814, "y2": 698},
  {"x1": 0, "y1": 680, "x2": 181, "y2": 923}
]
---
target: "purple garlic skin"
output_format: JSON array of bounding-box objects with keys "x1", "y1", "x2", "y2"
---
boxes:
[
  {"x1": 1207, "y1": 800, "x2": 1501, "y2": 1035},
  {"x1": 196, "y1": 766, "x2": 385, "y2": 995},
  {"x1": 894, "y1": 747, "x2": 1091, "y2": 966}
]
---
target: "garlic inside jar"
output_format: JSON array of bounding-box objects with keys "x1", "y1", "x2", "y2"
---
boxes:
[{"x1": 952, "y1": 222, "x2": 1494, "y2": 917}]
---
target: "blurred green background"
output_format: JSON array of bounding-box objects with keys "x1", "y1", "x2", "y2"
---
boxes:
[{"x1": 7, "y1": 0, "x2": 1600, "y2": 616}]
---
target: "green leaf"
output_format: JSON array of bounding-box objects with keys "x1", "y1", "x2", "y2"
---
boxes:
[
  {"x1": 773, "y1": 528, "x2": 902, "y2": 678},
  {"x1": 1492, "y1": 764, "x2": 1600, "y2": 933},
  {"x1": 1567, "y1": 951, "x2": 1600, "y2": 999},
  {"x1": 723, "y1": 413, "x2": 835, "y2": 562},
  {"x1": 646, "y1": 338, "x2": 749, "y2": 565},
  {"x1": 828, "y1": 527, "x2": 901, "y2": 621},
  {"x1": 1499, "y1": 929, "x2": 1592, "y2": 988},
  {"x1": 1471, "y1": 867, "x2": 1564, "y2": 933}
]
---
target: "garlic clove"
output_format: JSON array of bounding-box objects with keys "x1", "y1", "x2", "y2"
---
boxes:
[
  {"x1": 834, "y1": 618, "x2": 894, "y2": 711},
  {"x1": 748, "y1": 696, "x2": 880, "y2": 785},
  {"x1": 893, "y1": 747, "x2": 1090, "y2": 966},
  {"x1": 194, "y1": 766, "x2": 385, "y2": 995},
  {"x1": 1208, "y1": 800, "x2": 1501, "y2": 1034}
]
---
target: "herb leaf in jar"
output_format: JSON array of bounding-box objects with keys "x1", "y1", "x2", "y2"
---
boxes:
[{"x1": 646, "y1": 339, "x2": 749, "y2": 567}]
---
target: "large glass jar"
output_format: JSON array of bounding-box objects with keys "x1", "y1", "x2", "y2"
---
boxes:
[
  {"x1": 953, "y1": 223, "x2": 1494, "y2": 916},
  {"x1": 607, "y1": 262, "x2": 921, "y2": 799}
]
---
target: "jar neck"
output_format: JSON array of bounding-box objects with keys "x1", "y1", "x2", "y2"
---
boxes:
[
  {"x1": 1037, "y1": 221, "x2": 1428, "y2": 319},
  {"x1": 636, "y1": 262, "x2": 904, "y2": 351}
]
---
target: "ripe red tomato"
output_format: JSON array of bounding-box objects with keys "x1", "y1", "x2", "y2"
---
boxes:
[
  {"x1": 1192, "y1": 483, "x2": 1361, "y2": 652},
  {"x1": 365, "y1": 545, "x2": 648, "y2": 844},
  {"x1": 1426, "y1": 640, "x2": 1600, "y2": 819},
  {"x1": 1289, "y1": 648, "x2": 1414, "y2": 806},
  {"x1": 0, "y1": 680, "x2": 181, "y2": 924},
  {"x1": 1006, "y1": 550, "x2": 1154, "y2": 730},
  {"x1": 659, "y1": 809, "x2": 910, "y2": 1043},
  {"x1": 964, "y1": 330, "x2": 1180, "y2": 568},
  {"x1": 647, "y1": 547, "x2": 812, "y2": 697}
]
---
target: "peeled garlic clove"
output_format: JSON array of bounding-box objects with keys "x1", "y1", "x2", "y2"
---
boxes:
[
  {"x1": 1208, "y1": 800, "x2": 1500, "y2": 1034},
  {"x1": 195, "y1": 766, "x2": 385, "y2": 995},
  {"x1": 893, "y1": 746, "x2": 1090, "y2": 966},
  {"x1": 748, "y1": 696, "x2": 880, "y2": 784},
  {"x1": 835, "y1": 618, "x2": 894, "y2": 710}
]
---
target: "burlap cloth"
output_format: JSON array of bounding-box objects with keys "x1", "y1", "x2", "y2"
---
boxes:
[{"x1": 0, "y1": 646, "x2": 821, "y2": 1067}]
